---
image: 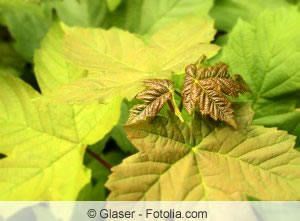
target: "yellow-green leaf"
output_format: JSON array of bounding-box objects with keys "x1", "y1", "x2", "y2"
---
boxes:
[
  {"x1": 34, "y1": 22, "x2": 122, "y2": 145},
  {"x1": 106, "y1": 104, "x2": 300, "y2": 200},
  {"x1": 0, "y1": 74, "x2": 90, "y2": 200},
  {"x1": 49, "y1": 16, "x2": 219, "y2": 104},
  {"x1": 150, "y1": 16, "x2": 219, "y2": 72},
  {"x1": 108, "y1": 0, "x2": 213, "y2": 35}
]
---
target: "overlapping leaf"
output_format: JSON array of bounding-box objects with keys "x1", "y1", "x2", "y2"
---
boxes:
[
  {"x1": 49, "y1": 16, "x2": 219, "y2": 104},
  {"x1": 34, "y1": 22, "x2": 122, "y2": 144},
  {"x1": 33, "y1": 21, "x2": 122, "y2": 200},
  {"x1": 129, "y1": 79, "x2": 174, "y2": 123},
  {"x1": 106, "y1": 104, "x2": 300, "y2": 200},
  {"x1": 0, "y1": 21, "x2": 124, "y2": 200},
  {"x1": 223, "y1": 8, "x2": 300, "y2": 144},
  {"x1": 0, "y1": 74, "x2": 90, "y2": 200},
  {"x1": 183, "y1": 61, "x2": 250, "y2": 128},
  {"x1": 150, "y1": 17, "x2": 219, "y2": 72}
]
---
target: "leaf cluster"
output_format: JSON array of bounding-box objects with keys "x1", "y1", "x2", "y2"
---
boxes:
[
  {"x1": 0, "y1": 0, "x2": 299, "y2": 201},
  {"x1": 129, "y1": 56, "x2": 250, "y2": 128}
]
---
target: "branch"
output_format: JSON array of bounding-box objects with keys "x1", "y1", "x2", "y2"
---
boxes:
[{"x1": 86, "y1": 148, "x2": 112, "y2": 171}]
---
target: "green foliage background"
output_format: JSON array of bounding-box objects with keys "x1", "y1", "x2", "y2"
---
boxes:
[{"x1": 0, "y1": 0, "x2": 299, "y2": 200}]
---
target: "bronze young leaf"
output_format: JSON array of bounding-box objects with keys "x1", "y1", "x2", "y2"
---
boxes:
[
  {"x1": 182, "y1": 58, "x2": 251, "y2": 128},
  {"x1": 128, "y1": 79, "x2": 175, "y2": 123},
  {"x1": 128, "y1": 57, "x2": 250, "y2": 128}
]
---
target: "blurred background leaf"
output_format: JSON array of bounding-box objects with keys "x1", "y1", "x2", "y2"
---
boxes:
[
  {"x1": 53, "y1": 0, "x2": 108, "y2": 27},
  {"x1": 223, "y1": 8, "x2": 300, "y2": 145},
  {"x1": 106, "y1": 0, "x2": 122, "y2": 12},
  {"x1": 106, "y1": 0, "x2": 214, "y2": 34},
  {"x1": 0, "y1": 0, "x2": 52, "y2": 61},
  {"x1": 210, "y1": 0, "x2": 291, "y2": 32}
]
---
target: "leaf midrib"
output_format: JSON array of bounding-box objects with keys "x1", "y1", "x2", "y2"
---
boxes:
[
  {"x1": 196, "y1": 141, "x2": 298, "y2": 183},
  {"x1": 67, "y1": 31, "x2": 148, "y2": 73}
]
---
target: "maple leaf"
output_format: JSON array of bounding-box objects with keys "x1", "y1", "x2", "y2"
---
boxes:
[
  {"x1": 128, "y1": 79, "x2": 175, "y2": 123},
  {"x1": 183, "y1": 57, "x2": 250, "y2": 128},
  {"x1": 106, "y1": 104, "x2": 300, "y2": 201},
  {"x1": 47, "y1": 16, "x2": 219, "y2": 104},
  {"x1": 223, "y1": 8, "x2": 300, "y2": 145}
]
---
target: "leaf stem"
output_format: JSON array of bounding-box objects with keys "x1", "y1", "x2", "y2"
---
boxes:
[
  {"x1": 171, "y1": 95, "x2": 184, "y2": 122},
  {"x1": 167, "y1": 100, "x2": 175, "y2": 112},
  {"x1": 86, "y1": 148, "x2": 112, "y2": 171}
]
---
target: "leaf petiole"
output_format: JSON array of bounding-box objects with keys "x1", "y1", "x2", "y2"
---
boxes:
[
  {"x1": 167, "y1": 100, "x2": 175, "y2": 112},
  {"x1": 86, "y1": 148, "x2": 112, "y2": 171},
  {"x1": 171, "y1": 92, "x2": 184, "y2": 122}
]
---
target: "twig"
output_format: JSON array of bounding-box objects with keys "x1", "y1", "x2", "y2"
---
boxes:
[{"x1": 86, "y1": 148, "x2": 112, "y2": 171}]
